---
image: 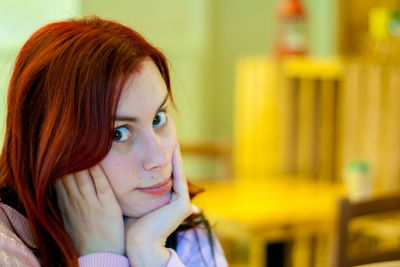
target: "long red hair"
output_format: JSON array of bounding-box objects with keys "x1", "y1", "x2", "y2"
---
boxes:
[{"x1": 0, "y1": 16, "x2": 172, "y2": 267}]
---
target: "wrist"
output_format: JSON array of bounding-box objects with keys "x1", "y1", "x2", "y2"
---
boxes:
[
  {"x1": 127, "y1": 243, "x2": 170, "y2": 267},
  {"x1": 79, "y1": 243, "x2": 125, "y2": 257}
]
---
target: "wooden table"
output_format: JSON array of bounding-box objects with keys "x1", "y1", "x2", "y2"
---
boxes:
[{"x1": 192, "y1": 176, "x2": 345, "y2": 267}]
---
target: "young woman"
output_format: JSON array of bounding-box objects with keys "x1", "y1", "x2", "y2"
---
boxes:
[{"x1": 0, "y1": 16, "x2": 227, "y2": 267}]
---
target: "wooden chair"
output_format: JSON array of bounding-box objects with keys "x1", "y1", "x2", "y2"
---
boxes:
[
  {"x1": 179, "y1": 140, "x2": 232, "y2": 180},
  {"x1": 333, "y1": 194, "x2": 400, "y2": 267}
]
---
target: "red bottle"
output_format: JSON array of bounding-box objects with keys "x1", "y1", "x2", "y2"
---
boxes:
[{"x1": 275, "y1": 0, "x2": 308, "y2": 57}]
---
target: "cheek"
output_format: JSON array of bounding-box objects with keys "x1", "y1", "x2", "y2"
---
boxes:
[{"x1": 99, "y1": 150, "x2": 140, "y2": 193}]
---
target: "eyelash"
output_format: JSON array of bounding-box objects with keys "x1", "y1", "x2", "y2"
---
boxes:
[{"x1": 112, "y1": 109, "x2": 168, "y2": 143}]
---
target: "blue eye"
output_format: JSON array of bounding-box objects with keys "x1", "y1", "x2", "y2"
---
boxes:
[
  {"x1": 153, "y1": 110, "x2": 167, "y2": 127},
  {"x1": 113, "y1": 126, "x2": 132, "y2": 143}
]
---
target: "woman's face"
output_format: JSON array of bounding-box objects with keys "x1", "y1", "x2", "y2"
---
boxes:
[{"x1": 100, "y1": 58, "x2": 177, "y2": 218}]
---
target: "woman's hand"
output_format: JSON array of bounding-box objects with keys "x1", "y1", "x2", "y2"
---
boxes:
[
  {"x1": 125, "y1": 145, "x2": 193, "y2": 266},
  {"x1": 54, "y1": 165, "x2": 125, "y2": 256}
]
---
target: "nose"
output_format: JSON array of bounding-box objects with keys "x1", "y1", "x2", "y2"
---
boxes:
[{"x1": 142, "y1": 132, "x2": 169, "y2": 171}]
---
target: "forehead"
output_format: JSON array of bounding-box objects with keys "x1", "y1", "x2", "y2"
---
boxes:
[{"x1": 117, "y1": 59, "x2": 168, "y2": 116}]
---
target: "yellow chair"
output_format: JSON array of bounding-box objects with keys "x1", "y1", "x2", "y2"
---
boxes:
[{"x1": 332, "y1": 194, "x2": 400, "y2": 267}]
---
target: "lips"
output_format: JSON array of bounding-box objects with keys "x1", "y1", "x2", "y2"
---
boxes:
[{"x1": 136, "y1": 178, "x2": 172, "y2": 196}]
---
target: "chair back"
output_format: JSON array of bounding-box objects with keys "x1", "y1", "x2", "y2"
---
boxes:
[
  {"x1": 179, "y1": 140, "x2": 232, "y2": 180},
  {"x1": 333, "y1": 194, "x2": 400, "y2": 267}
]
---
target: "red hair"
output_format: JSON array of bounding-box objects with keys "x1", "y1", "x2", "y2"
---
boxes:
[{"x1": 0, "y1": 16, "x2": 171, "y2": 267}]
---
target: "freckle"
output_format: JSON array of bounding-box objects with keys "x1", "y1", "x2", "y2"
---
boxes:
[
  {"x1": 138, "y1": 176, "x2": 142, "y2": 180},
  {"x1": 151, "y1": 176, "x2": 154, "y2": 179}
]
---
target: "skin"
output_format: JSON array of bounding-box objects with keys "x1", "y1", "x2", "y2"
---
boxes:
[
  {"x1": 100, "y1": 57, "x2": 177, "y2": 219},
  {"x1": 54, "y1": 58, "x2": 192, "y2": 266}
]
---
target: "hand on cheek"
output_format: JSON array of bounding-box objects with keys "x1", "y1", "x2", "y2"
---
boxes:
[
  {"x1": 125, "y1": 144, "x2": 192, "y2": 266},
  {"x1": 54, "y1": 165, "x2": 125, "y2": 256}
]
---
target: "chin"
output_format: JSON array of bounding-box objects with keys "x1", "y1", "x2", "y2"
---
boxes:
[{"x1": 124, "y1": 190, "x2": 172, "y2": 218}]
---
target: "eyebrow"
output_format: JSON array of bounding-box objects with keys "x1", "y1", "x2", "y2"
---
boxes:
[{"x1": 115, "y1": 93, "x2": 170, "y2": 122}]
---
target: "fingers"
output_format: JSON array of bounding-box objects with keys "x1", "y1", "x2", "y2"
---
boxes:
[
  {"x1": 171, "y1": 144, "x2": 188, "y2": 196},
  {"x1": 56, "y1": 170, "x2": 99, "y2": 205},
  {"x1": 54, "y1": 178, "x2": 69, "y2": 209},
  {"x1": 75, "y1": 170, "x2": 98, "y2": 203},
  {"x1": 61, "y1": 174, "x2": 81, "y2": 198},
  {"x1": 169, "y1": 144, "x2": 191, "y2": 218},
  {"x1": 54, "y1": 165, "x2": 116, "y2": 208},
  {"x1": 90, "y1": 165, "x2": 117, "y2": 207}
]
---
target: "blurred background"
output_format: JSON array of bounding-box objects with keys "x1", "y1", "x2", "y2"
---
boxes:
[{"x1": 2, "y1": 0, "x2": 400, "y2": 266}]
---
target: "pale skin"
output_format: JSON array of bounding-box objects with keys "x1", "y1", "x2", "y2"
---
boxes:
[{"x1": 54, "y1": 58, "x2": 192, "y2": 267}]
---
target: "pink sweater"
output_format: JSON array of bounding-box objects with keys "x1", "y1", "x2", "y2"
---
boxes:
[{"x1": 0, "y1": 203, "x2": 228, "y2": 266}]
